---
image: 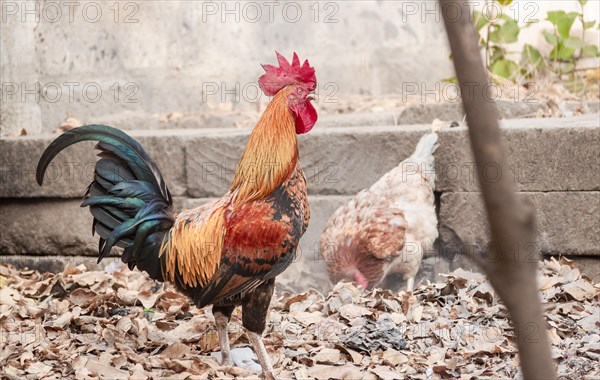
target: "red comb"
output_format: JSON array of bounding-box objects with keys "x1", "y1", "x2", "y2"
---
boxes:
[{"x1": 258, "y1": 52, "x2": 316, "y2": 96}]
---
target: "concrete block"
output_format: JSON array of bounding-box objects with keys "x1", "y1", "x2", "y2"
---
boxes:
[
  {"x1": 2, "y1": 192, "x2": 597, "y2": 291},
  {"x1": 133, "y1": 131, "x2": 187, "y2": 197},
  {"x1": 184, "y1": 124, "x2": 432, "y2": 198},
  {"x1": 3, "y1": 114, "x2": 599, "y2": 199},
  {"x1": 397, "y1": 100, "x2": 549, "y2": 126},
  {"x1": 0, "y1": 137, "x2": 97, "y2": 198},
  {"x1": 0, "y1": 197, "x2": 188, "y2": 258},
  {"x1": 0, "y1": 199, "x2": 96, "y2": 256},
  {"x1": 0, "y1": 130, "x2": 187, "y2": 198},
  {"x1": 183, "y1": 114, "x2": 599, "y2": 197},
  {"x1": 318, "y1": 112, "x2": 398, "y2": 128},
  {"x1": 0, "y1": 255, "x2": 116, "y2": 273},
  {"x1": 439, "y1": 192, "x2": 600, "y2": 256},
  {"x1": 436, "y1": 114, "x2": 600, "y2": 192},
  {"x1": 184, "y1": 131, "x2": 249, "y2": 198},
  {"x1": 398, "y1": 103, "x2": 464, "y2": 125}
]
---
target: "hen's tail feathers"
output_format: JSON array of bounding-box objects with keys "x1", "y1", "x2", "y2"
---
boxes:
[
  {"x1": 407, "y1": 133, "x2": 439, "y2": 188},
  {"x1": 36, "y1": 125, "x2": 174, "y2": 281}
]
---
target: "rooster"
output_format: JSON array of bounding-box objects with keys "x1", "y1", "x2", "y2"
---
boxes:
[
  {"x1": 36, "y1": 52, "x2": 317, "y2": 378},
  {"x1": 320, "y1": 132, "x2": 439, "y2": 291}
]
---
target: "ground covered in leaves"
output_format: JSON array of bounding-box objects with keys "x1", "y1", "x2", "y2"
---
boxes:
[{"x1": 1, "y1": 258, "x2": 598, "y2": 379}]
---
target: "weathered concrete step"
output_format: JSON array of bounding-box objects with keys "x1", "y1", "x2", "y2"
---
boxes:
[
  {"x1": 440, "y1": 192, "x2": 600, "y2": 257},
  {"x1": 317, "y1": 99, "x2": 565, "y2": 128},
  {"x1": 2, "y1": 192, "x2": 598, "y2": 290},
  {"x1": 0, "y1": 132, "x2": 188, "y2": 198},
  {"x1": 0, "y1": 255, "x2": 113, "y2": 274},
  {"x1": 1, "y1": 114, "x2": 598, "y2": 199}
]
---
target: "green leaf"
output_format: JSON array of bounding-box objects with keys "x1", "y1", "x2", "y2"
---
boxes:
[
  {"x1": 582, "y1": 44, "x2": 600, "y2": 57},
  {"x1": 473, "y1": 10, "x2": 488, "y2": 32},
  {"x1": 584, "y1": 20, "x2": 596, "y2": 29},
  {"x1": 547, "y1": 11, "x2": 579, "y2": 39},
  {"x1": 578, "y1": 0, "x2": 588, "y2": 6},
  {"x1": 522, "y1": 44, "x2": 544, "y2": 69},
  {"x1": 550, "y1": 43, "x2": 576, "y2": 61},
  {"x1": 491, "y1": 58, "x2": 519, "y2": 79},
  {"x1": 547, "y1": 10, "x2": 565, "y2": 25},
  {"x1": 490, "y1": 45, "x2": 506, "y2": 62},
  {"x1": 497, "y1": 0, "x2": 513, "y2": 5},
  {"x1": 543, "y1": 31, "x2": 558, "y2": 46},
  {"x1": 489, "y1": 18, "x2": 520, "y2": 43},
  {"x1": 564, "y1": 37, "x2": 585, "y2": 49}
]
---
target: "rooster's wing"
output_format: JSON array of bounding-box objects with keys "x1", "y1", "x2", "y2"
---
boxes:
[{"x1": 195, "y1": 198, "x2": 299, "y2": 306}]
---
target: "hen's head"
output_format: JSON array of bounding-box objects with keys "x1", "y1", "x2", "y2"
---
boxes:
[
  {"x1": 259, "y1": 52, "x2": 317, "y2": 134},
  {"x1": 322, "y1": 240, "x2": 385, "y2": 290}
]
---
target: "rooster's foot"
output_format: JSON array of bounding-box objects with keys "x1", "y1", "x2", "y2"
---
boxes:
[{"x1": 261, "y1": 370, "x2": 276, "y2": 380}]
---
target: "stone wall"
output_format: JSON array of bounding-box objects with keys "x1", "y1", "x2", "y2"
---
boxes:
[
  {"x1": 4, "y1": 1, "x2": 599, "y2": 138},
  {"x1": 1, "y1": 114, "x2": 598, "y2": 291},
  {"x1": 1, "y1": 0, "x2": 458, "y2": 137}
]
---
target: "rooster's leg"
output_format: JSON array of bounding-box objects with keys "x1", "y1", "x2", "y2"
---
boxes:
[
  {"x1": 248, "y1": 331, "x2": 274, "y2": 373},
  {"x1": 213, "y1": 305, "x2": 235, "y2": 366},
  {"x1": 242, "y1": 278, "x2": 275, "y2": 378},
  {"x1": 406, "y1": 277, "x2": 415, "y2": 292}
]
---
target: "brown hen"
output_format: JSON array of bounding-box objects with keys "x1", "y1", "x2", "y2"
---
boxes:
[{"x1": 320, "y1": 133, "x2": 439, "y2": 291}]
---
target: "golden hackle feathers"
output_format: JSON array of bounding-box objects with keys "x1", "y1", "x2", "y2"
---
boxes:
[
  {"x1": 160, "y1": 200, "x2": 228, "y2": 288},
  {"x1": 230, "y1": 88, "x2": 298, "y2": 204},
  {"x1": 160, "y1": 87, "x2": 299, "y2": 289}
]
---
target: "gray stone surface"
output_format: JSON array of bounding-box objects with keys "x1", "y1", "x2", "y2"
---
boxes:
[
  {"x1": 396, "y1": 100, "x2": 550, "y2": 126},
  {"x1": 182, "y1": 124, "x2": 441, "y2": 198},
  {"x1": 440, "y1": 192, "x2": 600, "y2": 256},
  {"x1": 0, "y1": 199, "x2": 96, "y2": 256},
  {"x1": 495, "y1": 100, "x2": 549, "y2": 119},
  {"x1": 1, "y1": 115, "x2": 598, "y2": 288},
  {"x1": 0, "y1": 255, "x2": 114, "y2": 274},
  {"x1": 0, "y1": 1, "x2": 454, "y2": 137},
  {"x1": 0, "y1": 195, "x2": 352, "y2": 291},
  {"x1": 0, "y1": 194, "x2": 350, "y2": 257},
  {"x1": 0, "y1": 137, "x2": 97, "y2": 198},
  {"x1": 0, "y1": 130, "x2": 188, "y2": 198},
  {"x1": 435, "y1": 114, "x2": 600, "y2": 192},
  {"x1": 318, "y1": 112, "x2": 398, "y2": 128},
  {"x1": 3, "y1": 114, "x2": 598, "y2": 198},
  {"x1": 398, "y1": 103, "x2": 464, "y2": 125},
  {"x1": 184, "y1": 115, "x2": 599, "y2": 197}
]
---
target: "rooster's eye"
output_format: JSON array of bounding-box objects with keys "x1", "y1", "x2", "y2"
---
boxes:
[{"x1": 297, "y1": 88, "x2": 303, "y2": 95}]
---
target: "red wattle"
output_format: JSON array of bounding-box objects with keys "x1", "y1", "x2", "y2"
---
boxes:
[{"x1": 292, "y1": 100, "x2": 318, "y2": 134}]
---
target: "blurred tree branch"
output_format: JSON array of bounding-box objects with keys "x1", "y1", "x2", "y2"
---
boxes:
[{"x1": 438, "y1": 1, "x2": 557, "y2": 379}]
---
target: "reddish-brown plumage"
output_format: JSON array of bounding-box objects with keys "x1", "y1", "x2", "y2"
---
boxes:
[
  {"x1": 225, "y1": 202, "x2": 292, "y2": 262},
  {"x1": 321, "y1": 133, "x2": 439, "y2": 291}
]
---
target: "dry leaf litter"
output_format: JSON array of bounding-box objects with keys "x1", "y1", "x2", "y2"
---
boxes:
[{"x1": 1, "y1": 257, "x2": 598, "y2": 379}]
